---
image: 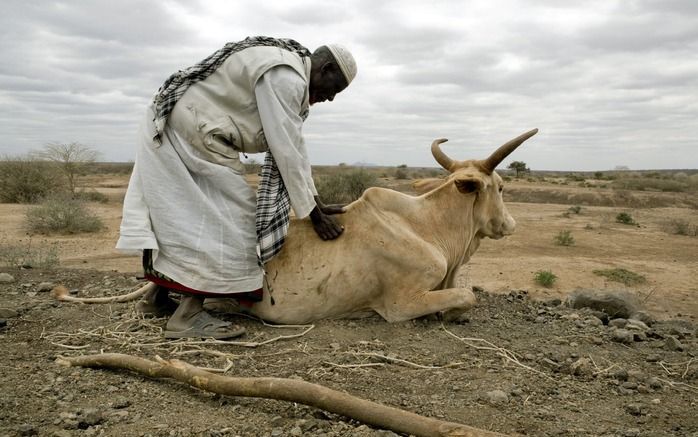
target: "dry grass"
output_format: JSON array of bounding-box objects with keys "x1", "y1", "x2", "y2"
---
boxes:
[{"x1": 592, "y1": 268, "x2": 647, "y2": 286}]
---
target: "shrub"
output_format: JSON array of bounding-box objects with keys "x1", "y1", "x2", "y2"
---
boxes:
[
  {"x1": 26, "y1": 196, "x2": 103, "y2": 234},
  {"x1": 534, "y1": 270, "x2": 557, "y2": 287},
  {"x1": 0, "y1": 156, "x2": 65, "y2": 203},
  {"x1": 314, "y1": 170, "x2": 382, "y2": 204},
  {"x1": 74, "y1": 189, "x2": 109, "y2": 203},
  {"x1": 568, "y1": 205, "x2": 582, "y2": 214},
  {"x1": 0, "y1": 239, "x2": 60, "y2": 269},
  {"x1": 664, "y1": 219, "x2": 698, "y2": 237},
  {"x1": 554, "y1": 230, "x2": 575, "y2": 246},
  {"x1": 593, "y1": 268, "x2": 646, "y2": 286},
  {"x1": 616, "y1": 212, "x2": 636, "y2": 225},
  {"x1": 394, "y1": 168, "x2": 409, "y2": 179}
]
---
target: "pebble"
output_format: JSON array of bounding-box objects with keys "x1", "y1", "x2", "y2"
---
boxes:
[
  {"x1": 0, "y1": 318, "x2": 6, "y2": 329},
  {"x1": 111, "y1": 398, "x2": 131, "y2": 409},
  {"x1": 647, "y1": 377, "x2": 663, "y2": 390},
  {"x1": 608, "y1": 318, "x2": 628, "y2": 328},
  {"x1": 0, "y1": 273, "x2": 15, "y2": 283},
  {"x1": 611, "y1": 329, "x2": 634, "y2": 344},
  {"x1": 36, "y1": 282, "x2": 55, "y2": 292},
  {"x1": 570, "y1": 358, "x2": 593, "y2": 377},
  {"x1": 626, "y1": 319, "x2": 650, "y2": 331},
  {"x1": 484, "y1": 389, "x2": 509, "y2": 405},
  {"x1": 664, "y1": 336, "x2": 685, "y2": 351},
  {"x1": 289, "y1": 426, "x2": 303, "y2": 436},
  {"x1": 645, "y1": 354, "x2": 661, "y2": 363},
  {"x1": 17, "y1": 424, "x2": 37, "y2": 436},
  {"x1": 630, "y1": 311, "x2": 655, "y2": 326},
  {"x1": 611, "y1": 369, "x2": 629, "y2": 381},
  {"x1": 0, "y1": 308, "x2": 19, "y2": 318},
  {"x1": 270, "y1": 429, "x2": 283, "y2": 437},
  {"x1": 625, "y1": 403, "x2": 646, "y2": 416}
]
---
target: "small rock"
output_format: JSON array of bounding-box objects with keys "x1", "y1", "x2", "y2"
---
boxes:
[
  {"x1": 625, "y1": 403, "x2": 646, "y2": 416},
  {"x1": 289, "y1": 427, "x2": 303, "y2": 437},
  {"x1": 609, "y1": 318, "x2": 628, "y2": 328},
  {"x1": 632, "y1": 331, "x2": 647, "y2": 342},
  {"x1": 20, "y1": 282, "x2": 33, "y2": 288},
  {"x1": 0, "y1": 319, "x2": 6, "y2": 329},
  {"x1": 585, "y1": 317, "x2": 604, "y2": 327},
  {"x1": 269, "y1": 416, "x2": 285, "y2": 427},
  {"x1": 664, "y1": 336, "x2": 685, "y2": 351},
  {"x1": 647, "y1": 377, "x2": 663, "y2": 390},
  {"x1": 0, "y1": 273, "x2": 15, "y2": 283},
  {"x1": 623, "y1": 428, "x2": 641, "y2": 437},
  {"x1": 17, "y1": 424, "x2": 38, "y2": 436},
  {"x1": 567, "y1": 290, "x2": 638, "y2": 318},
  {"x1": 534, "y1": 316, "x2": 547, "y2": 324},
  {"x1": 329, "y1": 342, "x2": 340, "y2": 350},
  {"x1": 79, "y1": 408, "x2": 103, "y2": 427},
  {"x1": 621, "y1": 382, "x2": 638, "y2": 390},
  {"x1": 111, "y1": 398, "x2": 131, "y2": 409},
  {"x1": 611, "y1": 369, "x2": 629, "y2": 381},
  {"x1": 484, "y1": 390, "x2": 509, "y2": 405},
  {"x1": 590, "y1": 311, "x2": 609, "y2": 324},
  {"x1": 645, "y1": 354, "x2": 661, "y2": 363},
  {"x1": 630, "y1": 311, "x2": 654, "y2": 326},
  {"x1": 626, "y1": 319, "x2": 650, "y2": 331},
  {"x1": 36, "y1": 282, "x2": 55, "y2": 292},
  {"x1": 570, "y1": 358, "x2": 593, "y2": 377},
  {"x1": 0, "y1": 308, "x2": 19, "y2": 318},
  {"x1": 270, "y1": 429, "x2": 283, "y2": 437},
  {"x1": 611, "y1": 329, "x2": 634, "y2": 344},
  {"x1": 591, "y1": 336, "x2": 604, "y2": 345}
]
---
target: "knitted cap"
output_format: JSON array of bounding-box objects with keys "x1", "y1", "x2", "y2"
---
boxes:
[{"x1": 326, "y1": 44, "x2": 357, "y2": 84}]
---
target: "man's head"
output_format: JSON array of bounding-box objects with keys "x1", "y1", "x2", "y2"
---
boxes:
[{"x1": 309, "y1": 44, "x2": 357, "y2": 105}]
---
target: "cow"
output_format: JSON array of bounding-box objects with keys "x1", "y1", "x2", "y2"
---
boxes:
[
  {"x1": 247, "y1": 129, "x2": 538, "y2": 324},
  {"x1": 54, "y1": 129, "x2": 537, "y2": 325}
]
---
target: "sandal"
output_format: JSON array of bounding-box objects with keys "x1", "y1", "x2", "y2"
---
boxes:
[{"x1": 164, "y1": 311, "x2": 246, "y2": 339}]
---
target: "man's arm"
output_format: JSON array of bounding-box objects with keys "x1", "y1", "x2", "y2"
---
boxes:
[{"x1": 255, "y1": 66, "x2": 343, "y2": 240}]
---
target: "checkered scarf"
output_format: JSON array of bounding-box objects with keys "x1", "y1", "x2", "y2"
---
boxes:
[{"x1": 151, "y1": 36, "x2": 311, "y2": 142}]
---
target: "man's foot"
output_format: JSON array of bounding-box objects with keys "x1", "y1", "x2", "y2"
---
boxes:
[
  {"x1": 164, "y1": 310, "x2": 246, "y2": 339},
  {"x1": 135, "y1": 285, "x2": 178, "y2": 318},
  {"x1": 164, "y1": 295, "x2": 246, "y2": 339}
]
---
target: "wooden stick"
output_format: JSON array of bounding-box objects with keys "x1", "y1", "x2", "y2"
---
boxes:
[
  {"x1": 57, "y1": 353, "x2": 505, "y2": 437},
  {"x1": 51, "y1": 282, "x2": 156, "y2": 304}
]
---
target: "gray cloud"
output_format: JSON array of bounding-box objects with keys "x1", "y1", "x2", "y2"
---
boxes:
[{"x1": 0, "y1": 0, "x2": 696, "y2": 170}]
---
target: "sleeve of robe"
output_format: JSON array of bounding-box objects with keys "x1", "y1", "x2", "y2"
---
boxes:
[{"x1": 255, "y1": 65, "x2": 318, "y2": 219}]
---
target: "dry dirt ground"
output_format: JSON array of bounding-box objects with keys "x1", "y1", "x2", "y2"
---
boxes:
[{"x1": 1, "y1": 173, "x2": 697, "y2": 436}]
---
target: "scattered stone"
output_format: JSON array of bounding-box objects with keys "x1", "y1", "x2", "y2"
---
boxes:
[
  {"x1": 611, "y1": 369, "x2": 629, "y2": 382},
  {"x1": 0, "y1": 273, "x2": 15, "y2": 283},
  {"x1": 664, "y1": 336, "x2": 685, "y2": 351},
  {"x1": 624, "y1": 403, "x2": 646, "y2": 416},
  {"x1": 590, "y1": 311, "x2": 609, "y2": 325},
  {"x1": 585, "y1": 317, "x2": 604, "y2": 327},
  {"x1": 570, "y1": 358, "x2": 593, "y2": 377},
  {"x1": 111, "y1": 398, "x2": 131, "y2": 409},
  {"x1": 626, "y1": 319, "x2": 650, "y2": 332},
  {"x1": 0, "y1": 319, "x2": 6, "y2": 329},
  {"x1": 645, "y1": 354, "x2": 661, "y2": 363},
  {"x1": 611, "y1": 329, "x2": 634, "y2": 344},
  {"x1": 609, "y1": 318, "x2": 628, "y2": 328},
  {"x1": 329, "y1": 342, "x2": 341, "y2": 350},
  {"x1": 647, "y1": 377, "x2": 663, "y2": 390},
  {"x1": 484, "y1": 390, "x2": 509, "y2": 405},
  {"x1": 17, "y1": 424, "x2": 37, "y2": 436},
  {"x1": 623, "y1": 428, "x2": 641, "y2": 437},
  {"x1": 630, "y1": 311, "x2": 654, "y2": 326},
  {"x1": 270, "y1": 429, "x2": 283, "y2": 437},
  {"x1": 534, "y1": 316, "x2": 547, "y2": 324},
  {"x1": 78, "y1": 408, "x2": 103, "y2": 428},
  {"x1": 621, "y1": 382, "x2": 638, "y2": 390},
  {"x1": 36, "y1": 282, "x2": 55, "y2": 292},
  {"x1": 0, "y1": 308, "x2": 19, "y2": 319},
  {"x1": 632, "y1": 332, "x2": 647, "y2": 342},
  {"x1": 546, "y1": 298, "x2": 562, "y2": 307},
  {"x1": 568, "y1": 290, "x2": 638, "y2": 319},
  {"x1": 289, "y1": 426, "x2": 303, "y2": 437},
  {"x1": 20, "y1": 283, "x2": 33, "y2": 288}
]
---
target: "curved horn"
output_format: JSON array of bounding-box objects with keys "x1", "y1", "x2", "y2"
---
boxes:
[
  {"x1": 482, "y1": 128, "x2": 538, "y2": 173},
  {"x1": 431, "y1": 138, "x2": 454, "y2": 172}
]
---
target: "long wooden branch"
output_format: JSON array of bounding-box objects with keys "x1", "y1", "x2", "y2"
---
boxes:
[
  {"x1": 51, "y1": 282, "x2": 155, "y2": 304},
  {"x1": 57, "y1": 353, "x2": 505, "y2": 437}
]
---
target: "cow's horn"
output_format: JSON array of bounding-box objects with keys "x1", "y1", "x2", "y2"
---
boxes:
[
  {"x1": 431, "y1": 138, "x2": 454, "y2": 172},
  {"x1": 482, "y1": 128, "x2": 538, "y2": 173}
]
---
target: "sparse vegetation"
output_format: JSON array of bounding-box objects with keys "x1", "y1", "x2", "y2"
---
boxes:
[
  {"x1": 569, "y1": 205, "x2": 582, "y2": 214},
  {"x1": 616, "y1": 212, "x2": 637, "y2": 225},
  {"x1": 664, "y1": 219, "x2": 698, "y2": 237},
  {"x1": 592, "y1": 268, "x2": 646, "y2": 286},
  {"x1": 554, "y1": 230, "x2": 575, "y2": 246},
  {"x1": 33, "y1": 142, "x2": 100, "y2": 195},
  {"x1": 394, "y1": 168, "x2": 408, "y2": 179},
  {"x1": 74, "y1": 189, "x2": 109, "y2": 203},
  {"x1": 0, "y1": 239, "x2": 60, "y2": 269},
  {"x1": 507, "y1": 161, "x2": 529, "y2": 178},
  {"x1": 314, "y1": 170, "x2": 382, "y2": 204},
  {"x1": 534, "y1": 270, "x2": 557, "y2": 287},
  {"x1": 0, "y1": 156, "x2": 65, "y2": 203},
  {"x1": 26, "y1": 196, "x2": 104, "y2": 234}
]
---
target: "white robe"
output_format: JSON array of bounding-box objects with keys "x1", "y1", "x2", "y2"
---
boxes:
[{"x1": 116, "y1": 66, "x2": 317, "y2": 293}]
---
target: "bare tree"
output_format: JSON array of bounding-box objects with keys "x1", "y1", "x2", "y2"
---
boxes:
[{"x1": 34, "y1": 142, "x2": 100, "y2": 194}]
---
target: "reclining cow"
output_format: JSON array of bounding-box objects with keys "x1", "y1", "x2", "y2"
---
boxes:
[{"x1": 55, "y1": 129, "x2": 537, "y2": 324}]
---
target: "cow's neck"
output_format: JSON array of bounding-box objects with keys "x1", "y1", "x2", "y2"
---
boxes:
[{"x1": 417, "y1": 183, "x2": 480, "y2": 268}]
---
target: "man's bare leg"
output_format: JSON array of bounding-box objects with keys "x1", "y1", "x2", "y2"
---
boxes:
[
  {"x1": 164, "y1": 295, "x2": 246, "y2": 339},
  {"x1": 135, "y1": 285, "x2": 178, "y2": 317}
]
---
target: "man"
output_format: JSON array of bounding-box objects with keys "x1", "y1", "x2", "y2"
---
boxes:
[{"x1": 116, "y1": 36, "x2": 357, "y2": 339}]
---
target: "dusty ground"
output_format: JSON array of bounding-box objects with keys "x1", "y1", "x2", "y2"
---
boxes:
[{"x1": 1, "y1": 173, "x2": 697, "y2": 436}]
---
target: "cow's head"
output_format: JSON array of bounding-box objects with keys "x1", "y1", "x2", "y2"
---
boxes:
[{"x1": 415, "y1": 129, "x2": 538, "y2": 240}]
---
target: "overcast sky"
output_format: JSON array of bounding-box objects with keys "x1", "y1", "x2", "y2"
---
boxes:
[{"x1": 1, "y1": 0, "x2": 697, "y2": 171}]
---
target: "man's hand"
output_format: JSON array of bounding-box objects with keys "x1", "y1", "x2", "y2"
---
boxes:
[
  {"x1": 314, "y1": 196, "x2": 346, "y2": 215},
  {"x1": 310, "y1": 206, "x2": 344, "y2": 240}
]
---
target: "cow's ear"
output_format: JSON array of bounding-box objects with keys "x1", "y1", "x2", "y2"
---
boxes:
[
  {"x1": 454, "y1": 177, "x2": 484, "y2": 194},
  {"x1": 413, "y1": 178, "x2": 445, "y2": 194}
]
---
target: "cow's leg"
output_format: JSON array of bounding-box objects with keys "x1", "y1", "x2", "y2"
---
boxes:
[{"x1": 376, "y1": 287, "x2": 476, "y2": 323}]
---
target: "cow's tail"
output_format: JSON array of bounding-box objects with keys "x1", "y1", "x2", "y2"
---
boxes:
[{"x1": 51, "y1": 282, "x2": 156, "y2": 304}]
